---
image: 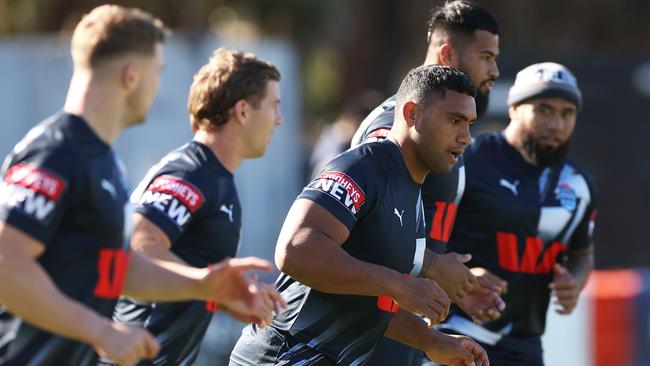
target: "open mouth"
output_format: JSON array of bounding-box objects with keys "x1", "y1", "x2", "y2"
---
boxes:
[{"x1": 448, "y1": 149, "x2": 464, "y2": 161}]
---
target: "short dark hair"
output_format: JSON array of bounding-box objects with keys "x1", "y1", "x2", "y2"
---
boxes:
[
  {"x1": 396, "y1": 64, "x2": 476, "y2": 109},
  {"x1": 426, "y1": 0, "x2": 499, "y2": 45},
  {"x1": 71, "y1": 5, "x2": 169, "y2": 67},
  {"x1": 188, "y1": 48, "x2": 281, "y2": 131}
]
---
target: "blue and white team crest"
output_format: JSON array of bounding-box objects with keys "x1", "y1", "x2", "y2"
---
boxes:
[{"x1": 554, "y1": 182, "x2": 577, "y2": 212}]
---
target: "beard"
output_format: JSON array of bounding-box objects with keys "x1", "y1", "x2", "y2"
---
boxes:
[
  {"x1": 475, "y1": 90, "x2": 490, "y2": 118},
  {"x1": 523, "y1": 133, "x2": 573, "y2": 167}
]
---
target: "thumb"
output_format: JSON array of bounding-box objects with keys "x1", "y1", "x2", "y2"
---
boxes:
[{"x1": 458, "y1": 253, "x2": 472, "y2": 263}]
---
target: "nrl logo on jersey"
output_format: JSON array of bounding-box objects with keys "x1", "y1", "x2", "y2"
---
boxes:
[
  {"x1": 138, "y1": 175, "x2": 204, "y2": 227},
  {"x1": 310, "y1": 171, "x2": 366, "y2": 215},
  {"x1": 0, "y1": 163, "x2": 66, "y2": 222},
  {"x1": 554, "y1": 182, "x2": 576, "y2": 212}
]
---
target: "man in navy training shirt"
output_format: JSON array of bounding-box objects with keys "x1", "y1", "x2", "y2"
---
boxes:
[
  {"x1": 109, "y1": 49, "x2": 286, "y2": 365},
  {"x1": 352, "y1": 3, "x2": 506, "y2": 364},
  {"x1": 231, "y1": 65, "x2": 490, "y2": 366},
  {"x1": 0, "y1": 5, "x2": 281, "y2": 366},
  {"x1": 440, "y1": 62, "x2": 596, "y2": 366}
]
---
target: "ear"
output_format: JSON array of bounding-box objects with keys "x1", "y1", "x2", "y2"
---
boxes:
[
  {"x1": 438, "y1": 43, "x2": 457, "y2": 67},
  {"x1": 401, "y1": 101, "x2": 420, "y2": 127},
  {"x1": 120, "y1": 62, "x2": 139, "y2": 90},
  {"x1": 231, "y1": 99, "x2": 250, "y2": 125},
  {"x1": 507, "y1": 105, "x2": 519, "y2": 120}
]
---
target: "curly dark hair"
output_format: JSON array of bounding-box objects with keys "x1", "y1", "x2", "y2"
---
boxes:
[{"x1": 396, "y1": 64, "x2": 476, "y2": 108}]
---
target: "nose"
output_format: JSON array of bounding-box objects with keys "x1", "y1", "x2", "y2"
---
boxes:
[
  {"x1": 275, "y1": 111, "x2": 284, "y2": 126},
  {"x1": 458, "y1": 124, "x2": 472, "y2": 146},
  {"x1": 546, "y1": 114, "x2": 564, "y2": 132},
  {"x1": 489, "y1": 59, "x2": 500, "y2": 80}
]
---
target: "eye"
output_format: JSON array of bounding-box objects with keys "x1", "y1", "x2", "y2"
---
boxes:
[
  {"x1": 562, "y1": 109, "x2": 576, "y2": 119},
  {"x1": 537, "y1": 105, "x2": 552, "y2": 115}
]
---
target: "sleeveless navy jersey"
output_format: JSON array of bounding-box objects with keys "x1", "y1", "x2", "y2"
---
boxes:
[
  {"x1": 351, "y1": 95, "x2": 464, "y2": 254},
  {"x1": 0, "y1": 113, "x2": 130, "y2": 365},
  {"x1": 443, "y1": 132, "x2": 597, "y2": 347},
  {"x1": 230, "y1": 139, "x2": 426, "y2": 366},
  {"x1": 109, "y1": 141, "x2": 241, "y2": 366}
]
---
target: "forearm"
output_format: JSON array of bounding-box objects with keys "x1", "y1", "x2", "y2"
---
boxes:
[
  {"x1": 384, "y1": 308, "x2": 432, "y2": 351},
  {"x1": 0, "y1": 253, "x2": 108, "y2": 347},
  {"x1": 134, "y1": 238, "x2": 187, "y2": 265},
  {"x1": 278, "y1": 228, "x2": 403, "y2": 297},
  {"x1": 130, "y1": 215, "x2": 187, "y2": 266},
  {"x1": 122, "y1": 251, "x2": 206, "y2": 301},
  {"x1": 566, "y1": 248, "x2": 594, "y2": 288}
]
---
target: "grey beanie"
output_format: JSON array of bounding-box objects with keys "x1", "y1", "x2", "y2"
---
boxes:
[{"x1": 507, "y1": 62, "x2": 582, "y2": 110}]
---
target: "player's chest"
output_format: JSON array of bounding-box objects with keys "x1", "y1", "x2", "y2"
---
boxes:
[
  {"x1": 190, "y1": 196, "x2": 242, "y2": 254},
  {"x1": 79, "y1": 155, "x2": 129, "y2": 246},
  {"x1": 468, "y1": 162, "x2": 588, "y2": 237},
  {"x1": 349, "y1": 184, "x2": 425, "y2": 275}
]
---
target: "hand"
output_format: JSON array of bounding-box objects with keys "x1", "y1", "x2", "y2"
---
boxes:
[
  {"x1": 471, "y1": 267, "x2": 507, "y2": 294},
  {"x1": 427, "y1": 252, "x2": 477, "y2": 303},
  {"x1": 93, "y1": 321, "x2": 159, "y2": 366},
  {"x1": 549, "y1": 263, "x2": 581, "y2": 315},
  {"x1": 222, "y1": 281, "x2": 286, "y2": 327},
  {"x1": 393, "y1": 276, "x2": 450, "y2": 326},
  {"x1": 425, "y1": 331, "x2": 489, "y2": 366},
  {"x1": 201, "y1": 257, "x2": 281, "y2": 325},
  {"x1": 456, "y1": 268, "x2": 506, "y2": 323}
]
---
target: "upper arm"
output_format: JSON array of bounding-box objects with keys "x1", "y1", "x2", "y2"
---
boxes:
[
  {"x1": 275, "y1": 199, "x2": 350, "y2": 271},
  {"x1": 130, "y1": 212, "x2": 173, "y2": 251},
  {"x1": 0, "y1": 147, "x2": 80, "y2": 246},
  {"x1": 0, "y1": 220, "x2": 45, "y2": 260},
  {"x1": 277, "y1": 198, "x2": 350, "y2": 249},
  {"x1": 131, "y1": 171, "x2": 207, "y2": 244},
  {"x1": 275, "y1": 152, "x2": 379, "y2": 270}
]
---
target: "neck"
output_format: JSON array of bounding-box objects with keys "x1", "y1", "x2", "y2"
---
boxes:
[
  {"x1": 504, "y1": 122, "x2": 536, "y2": 165},
  {"x1": 193, "y1": 125, "x2": 244, "y2": 173},
  {"x1": 63, "y1": 70, "x2": 126, "y2": 145},
  {"x1": 422, "y1": 50, "x2": 440, "y2": 67},
  {"x1": 387, "y1": 133, "x2": 428, "y2": 184}
]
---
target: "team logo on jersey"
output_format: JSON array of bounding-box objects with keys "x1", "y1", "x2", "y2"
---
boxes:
[
  {"x1": 554, "y1": 182, "x2": 576, "y2": 212},
  {"x1": 138, "y1": 175, "x2": 204, "y2": 227},
  {"x1": 310, "y1": 171, "x2": 366, "y2": 215},
  {"x1": 0, "y1": 163, "x2": 66, "y2": 221}
]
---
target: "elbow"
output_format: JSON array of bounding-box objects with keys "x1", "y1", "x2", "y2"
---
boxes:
[
  {"x1": 274, "y1": 238, "x2": 294, "y2": 274},
  {"x1": 275, "y1": 236, "x2": 305, "y2": 277},
  {"x1": 274, "y1": 242, "x2": 288, "y2": 273}
]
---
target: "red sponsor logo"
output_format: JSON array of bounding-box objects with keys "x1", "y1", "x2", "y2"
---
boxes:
[
  {"x1": 4, "y1": 163, "x2": 65, "y2": 201},
  {"x1": 369, "y1": 128, "x2": 391, "y2": 139},
  {"x1": 94, "y1": 249, "x2": 131, "y2": 299},
  {"x1": 496, "y1": 231, "x2": 567, "y2": 274},
  {"x1": 313, "y1": 172, "x2": 366, "y2": 214},
  {"x1": 147, "y1": 176, "x2": 204, "y2": 213}
]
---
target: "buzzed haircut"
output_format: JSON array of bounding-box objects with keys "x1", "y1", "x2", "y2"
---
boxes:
[
  {"x1": 71, "y1": 4, "x2": 169, "y2": 67},
  {"x1": 188, "y1": 48, "x2": 281, "y2": 132},
  {"x1": 396, "y1": 64, "x2": 476, "y2": 109},
  {"x1": 426, "y1": 0, "x2": 500, "y2": 45}
]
